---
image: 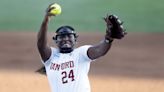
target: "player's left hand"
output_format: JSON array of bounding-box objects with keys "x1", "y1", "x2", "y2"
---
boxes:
[{"x1": 104, "y1": 14, "x2": 127, "y2": 39}]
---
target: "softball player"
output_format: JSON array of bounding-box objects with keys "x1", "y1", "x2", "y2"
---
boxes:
[{"x1": 37, "y1": 4, "x2": 126, "y2": 92}]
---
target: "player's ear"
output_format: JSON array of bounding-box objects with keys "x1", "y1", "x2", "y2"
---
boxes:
[
  {"x1": 52, "y1": 36, "x2": 55, "y2": 40},
  {"x1": 74, "y1": 34, "x2": 78, "y2": 41},
  {"x1": 52, "y1": 36, "x2": 58, "y2": 43}
]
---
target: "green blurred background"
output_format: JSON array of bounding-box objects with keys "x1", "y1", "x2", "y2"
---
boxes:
[{"x1": 0, "y1": 0, "x2": 163, "y2": 32}]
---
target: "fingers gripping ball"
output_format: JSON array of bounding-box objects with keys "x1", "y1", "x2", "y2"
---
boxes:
[{"x1": 49, "y1": 3, "x2": 62, "y2": 15}]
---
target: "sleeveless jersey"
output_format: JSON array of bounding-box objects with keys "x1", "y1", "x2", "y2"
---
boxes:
[{"x1": 41, "y1": 45, "x2": 93, "y2": 92}]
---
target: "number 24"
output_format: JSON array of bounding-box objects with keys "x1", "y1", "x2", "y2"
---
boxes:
[{"x1": 61, "y1": 69, "x2": 75, "y2": 84}]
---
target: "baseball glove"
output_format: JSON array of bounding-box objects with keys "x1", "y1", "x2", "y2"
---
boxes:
[{"x1": 104, "y1": 14, "x2": 127, "y2": 40}]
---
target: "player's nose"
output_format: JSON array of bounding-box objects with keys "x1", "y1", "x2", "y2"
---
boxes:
[{"x1": 62, "y1": 35, "x2": 69, "y2": 40}]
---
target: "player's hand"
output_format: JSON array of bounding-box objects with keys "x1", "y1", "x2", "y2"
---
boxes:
[
  {"x1": 46, "y1": 4, "x2": 56, "y2": 17},
  {"x1": 104, "y1": 14, "x2": 127, "y2": 40}
]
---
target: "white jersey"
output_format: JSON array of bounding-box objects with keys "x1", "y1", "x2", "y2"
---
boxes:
[{"x1": 41, "y1": 45, "x2": 93, "y2": 92}]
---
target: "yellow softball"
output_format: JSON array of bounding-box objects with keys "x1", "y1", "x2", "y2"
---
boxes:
[{"x1": 50, "y1": 3, "x2": 62, "y2": 15}]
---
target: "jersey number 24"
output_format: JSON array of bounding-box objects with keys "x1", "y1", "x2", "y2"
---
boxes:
[{"x1": 61, "y1": 69, "x2": 75, "y2": 84}]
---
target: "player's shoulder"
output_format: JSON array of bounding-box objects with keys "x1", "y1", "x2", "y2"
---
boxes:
[
  {"x1": 50, "y1": 47, "x2": 57, "y2": 51},
  {"x1": 73, "y1": 45, "x2": 93, "y2": 61},
  {"x1": 75, "y1": 45, "x2": 92, "y2": 52},
  {"x1": 50, "y1": 47, "x2": 60, "y2": 56}
]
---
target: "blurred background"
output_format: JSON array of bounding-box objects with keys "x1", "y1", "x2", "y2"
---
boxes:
[
  {"x1": 0, "y1": 0, "x2": 164, "y2": 92},
  {"x1": 0, "y1": 0, "x2": 164, "y2": 32}
]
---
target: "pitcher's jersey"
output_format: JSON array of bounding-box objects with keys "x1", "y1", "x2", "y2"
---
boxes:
[{"x1": 41, "y1": 45, "x2": 93, "y2": 92}]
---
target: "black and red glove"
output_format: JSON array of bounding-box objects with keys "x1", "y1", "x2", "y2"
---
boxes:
[{"x1": 104, "y1": 14, "x2": 127, "y2": 40}]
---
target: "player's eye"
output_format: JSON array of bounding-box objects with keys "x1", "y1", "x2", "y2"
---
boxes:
[{"x1": 67, "y1": 34, "x2": 74, "y2": 38}]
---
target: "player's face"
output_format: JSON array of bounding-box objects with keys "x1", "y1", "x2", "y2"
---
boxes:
[{"x1": 56, "y1": 34, "x2": 76, "y2": 50}]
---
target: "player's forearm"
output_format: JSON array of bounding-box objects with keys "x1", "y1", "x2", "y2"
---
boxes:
[
  {"x1": 88, "y1": 39, "x2": 113, "y2": 60},
  {"x1": 37, "y1": 16, "x2": 49, "y2": 49}
]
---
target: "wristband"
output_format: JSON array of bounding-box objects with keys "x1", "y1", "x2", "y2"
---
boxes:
[{"x1": 105, "y1": 38, "x2": 113, "y2": 44}]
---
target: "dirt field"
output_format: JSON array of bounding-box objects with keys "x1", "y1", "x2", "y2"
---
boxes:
[{"x1": 0, "y1": 31, "x2": 164, "y2": 92}]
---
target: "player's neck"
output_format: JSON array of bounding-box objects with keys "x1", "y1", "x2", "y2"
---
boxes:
[{"x1": 59, "y1": 48, "x2": 74, "y2": 53}]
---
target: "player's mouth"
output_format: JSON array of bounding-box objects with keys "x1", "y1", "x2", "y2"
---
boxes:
[{"x1": 60, "y1": 41, "x2": 72, "y2": 48}]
